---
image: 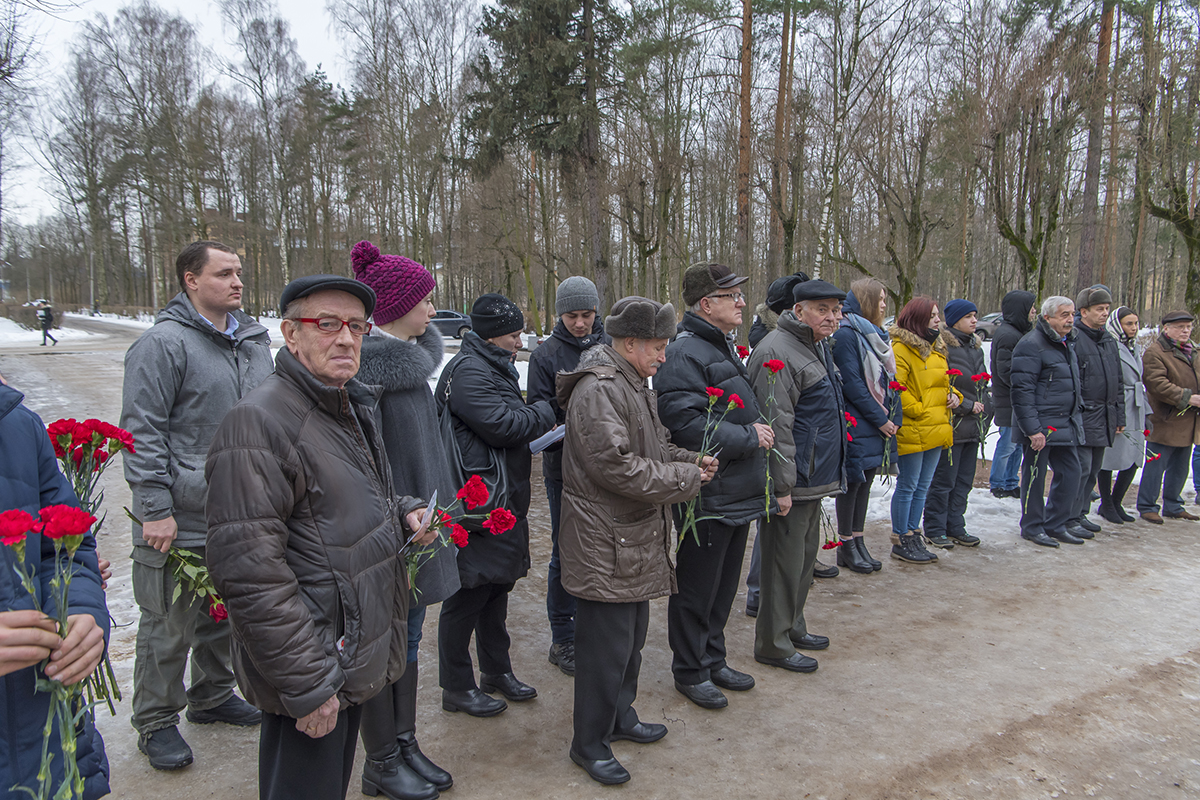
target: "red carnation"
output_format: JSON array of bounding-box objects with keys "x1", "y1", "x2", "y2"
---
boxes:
[
  {"x1": 1144, "y1": 429, "x2": 1150, "y2": 436},
  {"x1": 435, "y1": 510, "x2": 451, "y2": 528},
  {"x1": 482, "y1": 508, "x2": 516, "y2": 535},
  {"x1": 456, "y1": 475, "x2": 490, "y2": 511},
  {"x1": 846, "y1": 432, "x2": 853, "y2": 442},
  {"x1": 972, "y1": 372, "x2": 991, "y2": 382},
  {"x1": 705, "y1": 387, "x2": 724, "y2": 398},
  {"x1": 208, "y1": 599, "x2": 228, "y2": 623},
  {"x1": 946, "y1": 369, "x2": 963, "y2": 377},
  {"x1": 736, "y1": 345, "x2": 750, "y2": 359},
  {"x1": 728, "y1": 394, "x2": 745, "y2": 410},
  {"x1": 889, "y1": 381, "x2": 908, "y2": 392},
  {"x1": 764, "y1": 359, "x2": 785, "y2": 374},
  {"x1": 821, "y1": 540, "x2": 842, "y2": 550},
  {"x1": 35, "y1": 505, "x2": 96, "y2": 540},
  {"x1": 844, "y1": 412, "x2": 858, "y2": 427},
  {"x1": 1046, "y1": 426, "x2": 1057, "y2": 433},
  {"x1": 0, "y1": 509, "x2": 35, "y2": 547},
  {"x1": 448, "y1": 524, "x2": 470, "y2": 548}
]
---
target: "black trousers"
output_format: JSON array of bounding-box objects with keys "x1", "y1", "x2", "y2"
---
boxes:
[
  {"x1": 572, "y1": 598, "x2": 648, "y2": 761},
  {"x1": 667, "y1": 518, "x2": 750, "y2": 685},
  {"x1": 437, "y1": 581, "x2": 515, "y2": 691},
  {"x1": 835, "y1": 468, "x2": 878, "y2": 536},
  {"x1": 259, "y1": 705, "x2": 362, "y2": 800},
  {"x1": 1020, "y1": 444, "x2": 1082, "y2": 538},
  {"x1": 924, "y1": 442, "x2": 978, "y2": 539},
  {"x1": 1072, "y1": 444, "x2": 1107, "y2": 523}
]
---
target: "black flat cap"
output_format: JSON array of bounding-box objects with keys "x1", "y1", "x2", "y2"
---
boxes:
[
  {"x1": 793, "y1": 279, "x2": 846, "y2": 304},
  {"x1": 280, "y1": 274, "x2": 377, "y2": 317}
]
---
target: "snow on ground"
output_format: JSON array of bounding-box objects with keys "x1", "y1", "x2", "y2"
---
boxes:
[
  {"x1": 65, "y1": 311, "x2": 154, "y2": 330},
  {"x1": 0, "y1": 315, "x2": 104, "y2": 344}
]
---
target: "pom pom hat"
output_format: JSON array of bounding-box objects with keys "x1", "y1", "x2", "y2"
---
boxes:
[{"x1": 350, "y1": 240, "x2": 436, "y2": 326}]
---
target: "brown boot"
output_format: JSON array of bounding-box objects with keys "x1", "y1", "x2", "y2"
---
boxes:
[
  {"x1": 1165, "y1": 509, "x2": 1200, "y2": 521},
  {"x1": 1140, "y1": 511, "x2": 1164, "y2": 524}
]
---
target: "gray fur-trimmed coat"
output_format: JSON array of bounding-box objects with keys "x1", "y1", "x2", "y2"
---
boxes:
[{"x1": 358, "y1": 326, "x2": 460, "y2": 605}]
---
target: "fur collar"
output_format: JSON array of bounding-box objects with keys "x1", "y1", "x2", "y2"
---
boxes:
[
  {"x1": 940, "y1": 328, "x2": 983, "y2": 349},
  {"x1": 755, "y1": 303, "x2": 780, "y2": 332},
  {"x1": 888, "y1": 324, "x2": 948, "y2": 359},
  {"x1": 356, "y1": 326, "x2": 445, "y2": 391}
]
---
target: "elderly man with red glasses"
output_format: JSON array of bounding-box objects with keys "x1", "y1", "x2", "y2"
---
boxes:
[{"x1": 206, "y1": 274, "x2": 421, "y2": 800}]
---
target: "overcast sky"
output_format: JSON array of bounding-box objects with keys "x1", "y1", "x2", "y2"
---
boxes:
[{"x1": 8, "y1": 0, "x2": 349, "y2": 224}]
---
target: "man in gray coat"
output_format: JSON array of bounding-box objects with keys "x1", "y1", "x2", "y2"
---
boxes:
[{"x1": 121, "y1": 240, "x2": 274, "y2": 770}]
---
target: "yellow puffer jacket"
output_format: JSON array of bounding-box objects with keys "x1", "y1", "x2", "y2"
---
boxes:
[{"x1": 889, "y1": 325, "x2": 963, "y2": 456}]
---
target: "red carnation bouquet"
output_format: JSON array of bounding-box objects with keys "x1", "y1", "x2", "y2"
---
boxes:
[
  {"x1": 404, "y1": 475, "x2": 516, "y2": 593},
  {"x1": 677, "y1": 388, "x2": 742, "y2": 547}
]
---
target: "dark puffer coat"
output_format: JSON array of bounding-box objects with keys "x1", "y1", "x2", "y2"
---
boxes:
[
  {"x1": 357, "y1": 327, "x2": 460, "y2": 605},
  {"x1": 205, "y1": 348, "x2": 413, "y2": 719},
  {"x1": 990, "y1": 290, "x2": 1036, "y2": 427},
  {"x1": 1009, "y1": 316, "x2": 1084, "y2": 446},
  {"x1": 525, "y1": 317, "x2": 608, "y2": 478},
  {"x1": 1072, "y1": 320, "x2": 1125, "y2": 447},
  {"x1": 654, "y1": 312, "x2": 773, "y2": 525},
  {"x1": 942, "y1": 326, "x2": 993, "y2": 445},
  {"x1": 831, "y1": 292, "x2": 901, "y2": 482},
  {"x1": 0, "y1": 384, "x2": 110, "y2": 800},
  {"x1": 435, "y1": 332, "x2": 555, "y2": 588}
]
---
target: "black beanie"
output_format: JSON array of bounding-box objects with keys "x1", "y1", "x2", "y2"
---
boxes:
[{"x1": 470, "y1": 293, "x2": 524, "y2": 339}]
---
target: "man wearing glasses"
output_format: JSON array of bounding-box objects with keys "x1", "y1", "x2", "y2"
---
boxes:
[
  {"x1": 122, "y1": 240, "x2": 273, "y2": 771},
  {"x1": 206, "y1": 275, "x2": 421, "y2": 800},
  {"x1": 653, "y1": 263, "x2": 776, "y2": 709}
]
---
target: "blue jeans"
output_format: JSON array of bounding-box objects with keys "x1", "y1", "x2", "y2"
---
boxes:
[
  {"x1": 1192, "y1": 446, "x2": 1200, "y2": 493},
  {"x1": 990, "y1": 426, "x2": 1023, "y2": 491},
  {"x1": 891, "y1": 447, "x2": 943, "y2": 535},
  {"x1": 407, "y1": 603, "x2": 426, "y2": 664},
  {"x1": 1138, "y1": 443, "x2": 1191, "y2": 516},
  {"x1": 544, "y1": 462, "x2": 577, "y2": 644}
]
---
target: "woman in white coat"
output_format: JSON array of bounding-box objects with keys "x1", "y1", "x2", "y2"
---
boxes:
[{"x1": 1097, "y1": 307, "x2": 1147, "y2": 523}]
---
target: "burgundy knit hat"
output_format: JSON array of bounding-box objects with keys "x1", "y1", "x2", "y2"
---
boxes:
[{"x1": 350, "y1": 240, "x2": 436, "y2": 326}]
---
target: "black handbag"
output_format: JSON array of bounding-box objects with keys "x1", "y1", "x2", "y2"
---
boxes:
[{"x1": 438, "y1": 355, "x2": 510, "y2": 525}]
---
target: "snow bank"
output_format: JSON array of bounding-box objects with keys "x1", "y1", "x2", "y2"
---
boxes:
[{"x1": 0, "y1": 316, "x2": 102, "y2": 345}]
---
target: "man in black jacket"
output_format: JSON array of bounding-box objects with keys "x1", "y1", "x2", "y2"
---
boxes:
[
  {"x1": 989, "y1": 290, "x2": 1037, "y2": 498},
  {"x1": 1011, "y1": 296, "x2": 1086, "y2": 547},
  {"x1": 1069, "y1": 286, "x2": 1125, "y2": 538},
  {"x1": 655, "y1": 262, "x2": 775, "y2": 710},
  {"x1": 526, "y1": 276, "x2": 607, "y2": 676}
]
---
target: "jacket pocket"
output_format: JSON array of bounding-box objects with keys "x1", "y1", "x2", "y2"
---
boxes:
[
  {"x1": 130, "y1": 546, "x2": 171, "y2": 617},
  {"x1": 611, "y1": 511, "x2": 661, "y2": 580},
  {"x1": 297, "y1": 581, "x2": 343, "y2": 659},
  {"x1": 168, "y1": 449, "x2": 209, "y2": 516}
]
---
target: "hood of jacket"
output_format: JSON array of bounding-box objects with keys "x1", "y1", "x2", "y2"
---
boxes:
[
  {"x1": 1001, "y1": 291, "x2": 1037, "y2": 333},
  {"x1": 557, "y1": 341, "x2": 639, "y2": 409},
  {"x1": 754, "y1": 303, "x2": 780, "y2": 332},
  {"x1": 356, "y1": 326, "x2": 444, "y2": 391},
  {"x1": 941, "y1": 326, "x2": 983, "y2": 350},
  {"x1": 1035, "y1": 315, "x2": 1075, "y2": 347},
  {"x1": 0, "y1": 383, "x2": 20, "y2": 423},
  {"x1": 157, "y1": 291, "x2": 270, "y2": 345},
  {"x1": 843, "y1": 290, "x2": 865, "y2": 318},
  {"x1": 549, "y1": 317, "x2": 606, "y2": 352},
  {"x1": 888, "y1": 324, "x2": 949, "y2": 361}
]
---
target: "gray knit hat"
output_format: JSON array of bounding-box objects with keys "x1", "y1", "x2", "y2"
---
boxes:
[
  {"x1": 605, "y1": 296, "x2": 677, "y2": 340},
  {"x1": 555, "y1": 276, "x2": 600, "y2": 315}
]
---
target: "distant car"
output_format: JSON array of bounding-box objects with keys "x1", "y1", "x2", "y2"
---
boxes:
[
  {"x1": 975, "y1": 312, "x2": 1003, "y2": 340},
  {"x1": 431, "y1": 310, "x2": 472, "y2": 338}
]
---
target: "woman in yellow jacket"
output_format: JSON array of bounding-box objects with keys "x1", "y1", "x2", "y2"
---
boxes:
[{"x1": 887, "y1": 297, "x2": 962, "y2": 564}]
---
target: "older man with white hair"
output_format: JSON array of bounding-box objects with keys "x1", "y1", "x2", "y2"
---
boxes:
[{"x1": 1010, "y1": 296, "x2": 1086, "y2": 548}]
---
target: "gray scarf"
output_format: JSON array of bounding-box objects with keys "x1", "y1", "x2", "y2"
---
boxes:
[{"x1": 842, "y1": 312, "x2": 896, "y2": 411}]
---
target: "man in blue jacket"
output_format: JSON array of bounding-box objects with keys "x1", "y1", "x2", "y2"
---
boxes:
[{"x1": 0, "y1": 374, "x2": 111, "y2": 799}]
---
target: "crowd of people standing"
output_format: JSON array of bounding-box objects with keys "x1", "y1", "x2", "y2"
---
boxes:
[{"x1": 4, "y1": 240, "x2": 1200, "y2": 799}]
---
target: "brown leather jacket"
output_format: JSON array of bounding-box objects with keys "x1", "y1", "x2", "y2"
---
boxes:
[
  {"x1": 205, "y1": 347, "x2": 415, "y2": 719},
  {"x1": 1143, "y1": 335, "x2": 1200, "y2": 448},
  {"x1": 555, "y1": 345, "x2": 701, "y2": 603}
]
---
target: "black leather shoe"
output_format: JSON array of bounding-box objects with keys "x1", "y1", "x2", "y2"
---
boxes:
[
  {"x1": 990, "y1": 487, "x2": 1009, "y2": 498},
  {"x1": 480, "y1": 672, "x2": 537, "y2": 702},
  {"x1": 1049, "y1": 529, "x2": 1085, "y2": 545},
  {"x1": 1077, "y1": 516, "x2": 1101, "y2": 533},
  {"x1": 442, "y1": 688, "x2": 507, "y2": 717},
  {"x1": 1097, "y1": 503, "x2": 1125, "y2": 525},
  {"x1": 399, "y1": 733, "x2": 452, "y2": 791},
  {"x1": 837, "y1": 538, "x2": 874, "y2": 573},
  {"x1": 710, "y1": 665, "x2": 755, "y2": 691},
  {"x1": 570, "y1": 750, "x2": 630, "y2": 785},
  {"x1": 186, "y1": 694, "x2": 262, "y2": 726},
  {"x1": 1066, "y1": 524, "x2": 1094, "y2": 539},
  {"x1": 548, "y1": 642, "x2": 576, "y2": 676},
  {"x1": 1022, "y1": 532, "x2": 1060, "y2": 547},
  {"x1": 674, "y1": 679, "x2": 727, "y2": 709},
  {"x1": 744, "y1": 603, "x2": 758, "y2": 618},
  {"x1": 855, "y1": 537, "x2": 882, "y2": 570},
  {"x1": 362, "y1": 750, "x2": 439, "y2": 800},
  {"x1": 812, "y1": 560, "x2": 839, "y2": 578},
  {"x1": 611, "y1": 721, "x2": 667, "y2": 743},
  {"x1": 1007, "y1": 489, "x2": 1022, "y2": 499},
  {"x1": 791, "y1": 633, "x2": 829, "y2": 651},
  {"x1": 138, "y1": 726, "x2": 193, "y2": 771},
  {"x1": 754, "y1": 653, "x2": 818, "y2": 673}
]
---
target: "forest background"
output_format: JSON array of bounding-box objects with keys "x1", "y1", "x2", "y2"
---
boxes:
[{"x1": 0, "y1": 0, "x2": 1197, "y2": 335}]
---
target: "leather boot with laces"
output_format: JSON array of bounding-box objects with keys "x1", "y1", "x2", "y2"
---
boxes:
[{"x1": 890, "y1": 532, "x2": 934, "y2": 564}]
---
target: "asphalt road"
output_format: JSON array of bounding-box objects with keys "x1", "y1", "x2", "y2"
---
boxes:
[{"x1": 1, "y1": 315, "x2": 1198, "y2": 800}]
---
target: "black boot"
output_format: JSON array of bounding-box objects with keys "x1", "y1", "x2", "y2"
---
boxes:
[
  {"x1": 362, "y1": 750, "x2": 439, "y2": 800},
  {"x1": 1097, "y1": 502, "x2": 1125, "y2": 525},
  {"x1": 1112, "y1": 468, "x2": 1137, "y2": 522},
  {"x1": 855, "y1": 536, "x2": 882, "y2": 571},
  {"x1": 890, "y1": 532, "x2": 934, "y2": 564},
  {"x1": 836, "y1": 538, "x2": 873, "y2": 573},
  {"x1": 396, "y1": 662, "x2": 452, "y2": 791}
]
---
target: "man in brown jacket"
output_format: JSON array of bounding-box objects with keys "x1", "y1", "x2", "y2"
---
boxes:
[
  {"x1": 206, "y1": 275, "x2": 424, "y2": 800},
  {"x1": 1137, "y1": 310, "x2": 1200, "y2": 523},
  {"x1": 556, "y1": 296, "x2": 715, "y2": 786}
]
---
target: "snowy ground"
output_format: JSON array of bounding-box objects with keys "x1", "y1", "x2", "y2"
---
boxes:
[{"x1": 0, "y1": 315, "x2": 107, "y2": 345}]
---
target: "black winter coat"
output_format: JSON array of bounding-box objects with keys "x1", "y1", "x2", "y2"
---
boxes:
[
  {"x1": 655, "y1": 312, "x2": 773, "y2": 525},
  {"x1": 1010, "y1": 317, "x2": 1084, "y2": 446},
  {"x1": 435, "y1": 332, "x2": 555, "y2": 588},
  {"x1": 1072, "y1": 320, "x2": 1126, "y2": 447},
  {"x1": 831, "y1": 294, "x2": 900, "y2": 482},
  {"x1": 990, "y1": 290, "x2": 1036, "y2": 427},
  {"x1": 525, "y1": 318, "x2": 608, "y2": 478},
  {"x1": 943, "y1": 326, "x2": 994, "y2": 445}
]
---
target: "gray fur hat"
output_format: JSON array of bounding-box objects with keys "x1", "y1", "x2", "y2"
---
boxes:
[
  {"x1": 555, "y1": 276, "x2": 600, "y2": 315},
  {"x1": 605, "y1": 296, "x2": 677, "y2": 340},
  {"x1": 1075, "y1": 285, "x2": 1112, "y2": 309}
]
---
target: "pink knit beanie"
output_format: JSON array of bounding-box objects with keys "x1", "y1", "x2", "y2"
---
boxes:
[{"x1": 350, "y1": 241, "x2": 436, "y2": 326}]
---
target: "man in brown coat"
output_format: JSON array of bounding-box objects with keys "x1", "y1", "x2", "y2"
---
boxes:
[
  {"x1": 1137, "y1": 310, "x2": 1200, "y2": 523},
  {"x1": 556, "y1": 296, "x2": 715, "y2": 786}
]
